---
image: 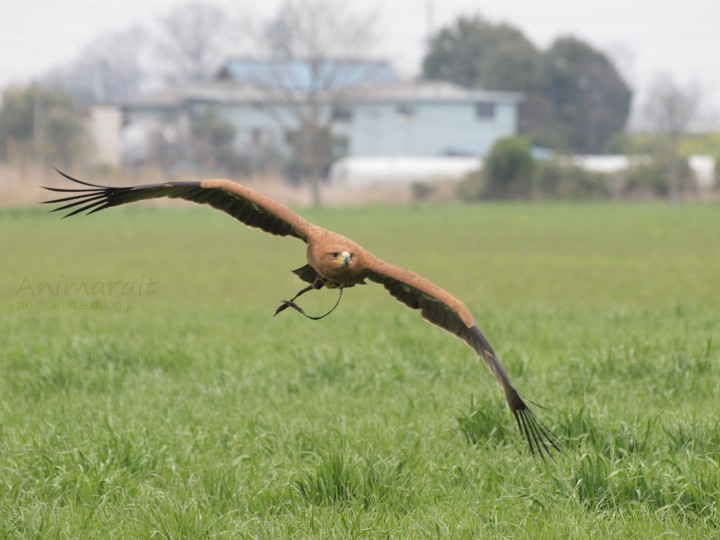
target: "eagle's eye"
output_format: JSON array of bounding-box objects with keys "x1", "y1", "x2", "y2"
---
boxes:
[{"x1": 328, "y1": 251, "x2": 352, "y2": 265}]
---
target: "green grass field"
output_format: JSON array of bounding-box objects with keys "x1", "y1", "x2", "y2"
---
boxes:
[{"x1": 1, "y1": 201, "x2": 719, "y2": 538}]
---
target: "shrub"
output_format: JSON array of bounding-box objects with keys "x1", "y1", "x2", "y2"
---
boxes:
[
  {"x1": 534, "y1": 160, "x2": 611, "y2": 200},
  {"x1": 410, "y1": 181, "x2": 436, "y2": 202},
  {"x1": 457, "y1": 147, "x2": 611, "y2": 202},
  {"x1": 456, "y1": 168, "x2": 485, "y2": 201},
  {"x1": 481, "y1": 136, "x2": 535, "y2": 199},
  {"x1": 622, "y1": 156, "x2": 693, "y2": 198}
]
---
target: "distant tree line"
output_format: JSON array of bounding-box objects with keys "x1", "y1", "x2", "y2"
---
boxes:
[
  {"x1": 423, "y1": 16, "x2": 633, "y2": 154},
  {"x1": 0, "y1": 85, "x2": 87, "y2": 169}
]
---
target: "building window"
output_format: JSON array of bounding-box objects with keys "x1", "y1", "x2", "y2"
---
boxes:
[
  {"x1": 475, "y1": 101, "x2": 495, "y2": 120},
  {"x1": 396, "y1": 103, "x2": 416, "y2": 122},
  {"x1": 332, "y1": 106, "x2": 354, "y2": 123}
]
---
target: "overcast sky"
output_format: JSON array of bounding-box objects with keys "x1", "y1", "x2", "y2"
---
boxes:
[{"x1": 1, "y1": 0, "x2": 718, "y2": 124}]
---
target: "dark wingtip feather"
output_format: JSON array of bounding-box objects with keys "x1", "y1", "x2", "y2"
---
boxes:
[
  {"x1": 42, "y1": 169, "x2": 119, "y2": 218},
  {"x1": 53, "y1": 168, "x2": 107, "y2": 188},
  {"x1": 42, "y1": 185, "x2": 105, "y2": 193},
  {"x1": 512, "y1": 403, "x2": 562, "y2": 462}
]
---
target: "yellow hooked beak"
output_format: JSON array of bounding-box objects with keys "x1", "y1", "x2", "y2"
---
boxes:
[{"x1": 339, "y1": 250, "x2": 351, "y2": 267}]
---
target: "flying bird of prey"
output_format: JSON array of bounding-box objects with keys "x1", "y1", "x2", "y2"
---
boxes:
[{"x1": 44, "y1": 170, "x2": 559, "y2": 458}]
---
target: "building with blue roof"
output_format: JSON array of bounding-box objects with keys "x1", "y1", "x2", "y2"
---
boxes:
[{"x1": 120, "y1": 58, "x2": 522, "y2": 170}]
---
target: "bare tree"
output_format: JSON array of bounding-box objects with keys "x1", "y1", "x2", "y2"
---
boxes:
[
  {"x1": 90, "y1": 26, "x2": 148, "y2": 102},
  {"x1": 42, "y1": 26, "x2": 148, "y2": 103},
  {"x1": 247, "y1": 0, "x2": 380, "y2": 206},
  {"x1": 153, "y1": 2, "x2": 231, "y2": 84},
  {"x1": 641, "y1": 73, "x2": 701, "y2": 200}
]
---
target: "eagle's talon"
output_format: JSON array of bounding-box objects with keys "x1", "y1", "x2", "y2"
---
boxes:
[
  {"x1": 272, "y1": 288, "x2": 343, "y2": 321},
  {"x1": 273, "y1": 300, "x2": 292, "y2": 317},
  {"x1": 274, "y1": 299, "x2": 307, "y2": 317}
]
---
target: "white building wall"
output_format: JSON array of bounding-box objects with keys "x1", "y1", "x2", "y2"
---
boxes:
[
  {"x1": 347, "y1": 101, "x2": 517, "y2": 157},
  {"x1": 87, "y1": 105, "x2": 122, "y2": 167}
]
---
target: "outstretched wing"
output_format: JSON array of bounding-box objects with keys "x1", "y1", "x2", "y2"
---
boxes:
[
  {"x1": 43, "y1": 170, "x2": 312, "y2": 242},
  {"x1": 365, "y1": 260, "x2": 559, "y2": 459}
]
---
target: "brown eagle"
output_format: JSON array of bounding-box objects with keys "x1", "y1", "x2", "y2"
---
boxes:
[{"x1": 44, "y1": 170, "x2": 559, "y2": 458}]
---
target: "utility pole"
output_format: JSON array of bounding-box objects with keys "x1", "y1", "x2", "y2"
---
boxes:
[
  {"x1": 425, "y1": 0, "x2": 435, "y2": 48},
  {"x1": 32, "y1": 97, "x2": 45, "y2": 167}
]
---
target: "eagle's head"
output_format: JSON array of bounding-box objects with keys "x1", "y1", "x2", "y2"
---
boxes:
[{"x1": 327, "y1": 250, "x2": 354, "y2": 268}]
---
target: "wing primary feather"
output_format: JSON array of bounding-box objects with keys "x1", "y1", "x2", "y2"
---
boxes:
[
  {"x1": 42, "y1": 186, "x2": 106, "y2": 193},
  {"x1": 513, "y1": 405, "x2": 560, "y2": 461},
  {"x1": 514, "y1": 409, "x2": 535, "y2": 456},
  {"x1": 60, "y1": 198, "x2": 109, "y2": 218},
  {"x1": 86, "y1": 203, "x2": 114, "y2": 215},
  {"x1": 43, "y1": 192, "x2": 106, "y2": 205},
  {"x1": 53, "y1": 168, "x2": 110, "y2": 188}
]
